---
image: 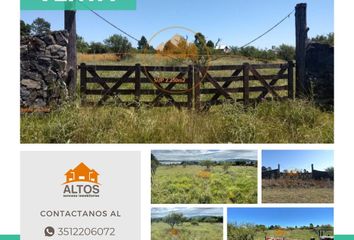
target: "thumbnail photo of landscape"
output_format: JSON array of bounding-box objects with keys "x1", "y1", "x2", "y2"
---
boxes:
[
  {"x1": 262, "y1": 150, "x2": 334, "y2": 203},
  {"x1": 151, "y1": 207, "x2": 223, "y2": 240},
  {"x1": 227, "y1": 208, "x2": 334, "y2": 240},
  {"x1": 151, "y1": 149, "x2": 257, "y2": 204}
]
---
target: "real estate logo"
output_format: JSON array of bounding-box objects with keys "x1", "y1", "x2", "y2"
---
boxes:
[{"x1": 62, "y1": 162, "x2": 101, "y2": 198}]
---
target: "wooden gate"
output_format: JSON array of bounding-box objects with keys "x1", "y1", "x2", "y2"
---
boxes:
[{"x1": 79, "y1": 61, "x2": 294, "y2": 110}]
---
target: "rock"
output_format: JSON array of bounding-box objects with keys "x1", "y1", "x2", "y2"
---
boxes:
[
  {"x1": 30, "y1": 37, "x2": 46, "y2": 50},
  {"x1": 21, "y1": 79, "x2": 41, "y2": 89},
  {"x1": 21, "y1": 71, "x2": 42, "y2": 81},
  {"x1": 46, "y1": 44, "x2": 67, "y2": 59},
  {"x1": 43, "y1": 69, "x2": 58, "y2": 83},
  {"x1": 53, "y1": 31, "x2": 69, "y2": 46},
  {"x1": 20, "y1": 31, "x2": 69, "y2": 109},
  {"x1": 20, "y1": 87, "x2": 31, "y2": 98},
  {"x1": 33, "y1": 98, "x2": 47, "y2": 108},
  {"x1": 41, "y1": 34, "x2": 56, "y2": 45},
  {"x1": 52, "y1": 59, "x2": 66, "y2": 73}
]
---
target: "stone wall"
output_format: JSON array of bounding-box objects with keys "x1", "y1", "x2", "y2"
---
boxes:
[
  {"x1": 306, "y1": 42, "x2": 334, "y2": 110},
  {"x1": 21, "y1": 31, "x2": 69, "y2": 109}
]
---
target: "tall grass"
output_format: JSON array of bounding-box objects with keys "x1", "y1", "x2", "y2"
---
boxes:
[
  {"x1": 152, "y1": 222, "x2": 222, "y2": 240},
  {"x1": 20, "y1": 100, "x2": 333, "y2": 143},
  {"x1": 152, "y1": 165, "x2": 257, "y2": 204}
]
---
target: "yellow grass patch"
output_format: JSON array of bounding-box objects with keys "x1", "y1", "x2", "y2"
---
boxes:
[{"x1": 78, "y1": 53, "x2": 120, "y2": 62}]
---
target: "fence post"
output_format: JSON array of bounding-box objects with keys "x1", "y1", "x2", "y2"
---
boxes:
[
  {"x1": 79, "y1": 63, "x2": 87, "y2": 105},
  {"x1": 287, "y1": 61, "x2": 295, "y2": 99},
  {"x1": 135, "y1": 64, "x2": 141, "y2": 106},
  {"x1": 295, "y1": 3, "x2": 309, "y2": 98},
  {"x1": 243, "y1": 63, "x2": 250, "y2": 105},
  {"x1": 187, "y1": 65, "x2": 193, "y2": 110},
  {"x1": 65, "y1": 10, "x2": 77, "y2": 98},
  {"x1": 194, "y1": 65, "x2": 201, "y2": 111}
]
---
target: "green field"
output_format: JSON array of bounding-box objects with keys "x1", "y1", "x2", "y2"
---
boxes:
[
  {"x1": 151, "y1": 222, "x2": 223, "y2": 240},
  {"x1": 152, "y1": 165, "x2": 257, "y2": 204},
  {"x1": 228, "y1": 226, "x2": 333, "y2": 240},
  {"x1": 256, "y1": 229, "x2": 333, "y2": 240},
  {"x1": 20, "y1": 54, "x2": 334, "y2": 144}
]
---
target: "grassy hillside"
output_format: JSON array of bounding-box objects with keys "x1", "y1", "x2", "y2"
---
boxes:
[
  {"x1": 151, "y1": 222, "x2": 222, "y2": 240},
  {"x1": 151, "y1": 165, "x2": 257, "y2": 204}
]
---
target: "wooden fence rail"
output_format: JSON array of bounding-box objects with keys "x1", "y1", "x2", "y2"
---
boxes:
[{"x1": 79, "y1": 61, "x2": 294, "y2": 110}]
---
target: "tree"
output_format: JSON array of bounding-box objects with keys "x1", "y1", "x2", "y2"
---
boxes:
[
  {"x1": 276, "y1": 44, "x2": 295, "y2": 61},
  {"x1": 138, "y1": 36, "x2": 149, "y2": 50},
  {"x1": 325, "y1": 167, "x2": 334, "y2": 179},
  {"x1": 151, "y1": 154, "x2": 160, "y2": 179},
  {"x1": 88, "y1": 42, "x2": 108, "y2": 54},
  {"x1": 20, "y1": 20, "x2": 31, "y2": 37},
  {"x1": 309, "y1": 223, "x2": 314, "y2": 229},
  {"x1": 77, "y1": 35, "x2": 90, "y2": 53},
  {"x1": 201, "y1": 160, "x2": 213, "y2": 171},
  {"x1": 104, "y1": 34, "x2": 132, "y2": 53},
  {"x1": 163, "y1": 213, "x2": 184, "y2": 229},
  {"x1": 311, "y1": 33, "x2": 334, "y2": 46},
  {"x1": 206, "y1": 40, "x2": 215, "y2": 49},
  {"x1": 31, "y1": 17, "x2": 51, "y2": 35}
]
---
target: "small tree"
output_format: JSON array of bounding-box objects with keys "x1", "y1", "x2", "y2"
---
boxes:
[
  {"x1": 201, "y1": 160, "x2": 213, "y2": 171},
  {"x1": 88, "y1": 42, "x2": 108, "y2": 54},
  {"x1": 163, "y1": 213, "x2": 184, "y2": 229},
  {"x1": 325, "y1": 167, "x2": 334, "y2": 179},
  {"x1": 104, "y1": 34, "x2": 132, "y2": 54},
  {"x1": 138, "y1": 36, "x2": 149, "y2": 50},
  {"x1": 151, "y1": 154, "x2": 160, "y2": 180},
  {"x1": 311, "y1": 33, "x2": 334, "y2": 46},
  {"x1": 20, "y1": 20, "x2": 31, "y2": 37},
  {"x1": 31, "y1": 17, "x2": 51, "y2": 35},
  {"x1": 77, "y1": 35, "x2": 90, "y2": 53},
  {"x1": 276, "y1": 44, "x2": 295, "y2": 61},
  {"x1": 206, "y1": 40, "x2": 215, "y2": 49}
]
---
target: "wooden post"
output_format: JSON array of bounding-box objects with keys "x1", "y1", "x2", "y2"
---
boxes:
[
  {"x1": 287, "y1": 61, "x2": 294, "y2": 99},
  {"x1": 187, "y1": 65, "x2": 193, "y2": 110},
  {"x1": 135, "y1": 64, "x2": 141, "y2": 106},
  {"x1": 295, "y1": 3, "x2": 309, "y2": 97},
  {"x1": 79, "y1": 63, "x2": 87, "y2": 105},
  {"x1": 194, "y1": 66, "x2": 201, "y2": 111},
  {"x1": 65, "y1": 10, "x2": 77, "y2": 98},
  {"x1": 243, "y1": 63, "x2": 250, "y2": 105}
]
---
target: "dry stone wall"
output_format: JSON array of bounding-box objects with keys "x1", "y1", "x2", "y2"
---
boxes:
[{"x1": 21, "y1": 30, "x2": 69, "y2": 109}]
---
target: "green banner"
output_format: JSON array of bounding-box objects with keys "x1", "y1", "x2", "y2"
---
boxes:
[
  {"x1": 335, "y1": 235, "x2": 354, "y2": 240},
  {"x1": 0, "y1": 236, "x2": 19, "y2": 240},
  {"x1": 21, "y1": 0, "x2": 136, "y2": 10}
]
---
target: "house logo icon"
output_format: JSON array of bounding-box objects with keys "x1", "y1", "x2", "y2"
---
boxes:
[{"x1": 64, "y1": 162, "x2": 100, "y2": 184}]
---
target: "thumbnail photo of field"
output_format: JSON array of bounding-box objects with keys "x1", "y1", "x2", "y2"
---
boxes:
[
  {"x1": 151, "y1": 150, "x2": 257, "y2": 204},
  {"x1": 227, "y1": 208, "x2": 334, "y2": 240},
  {"x1": 152, "y1": 207, "x2": 223, "y2": 240},
  {"x1": 262, "y1": 150, "x2": 334, "y2": 203}
]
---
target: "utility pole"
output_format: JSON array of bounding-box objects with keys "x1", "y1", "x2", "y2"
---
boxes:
[
  {"x1": 65, "y1": 10, "x2": 77, "y2": 98},
  {"x1": 295, "y1": 3, "x2": 309, "y2": 97}
]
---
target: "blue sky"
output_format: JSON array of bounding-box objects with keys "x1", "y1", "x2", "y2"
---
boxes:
[
  {"x1": 228, "y1": 208, "x2": 333, "y2": 227},
  {"x1": 151, "y1": 208, "x2": 223, "y2": 219},
  {"x1": 151, "y1": 150, "x2": 257, "y2": 162},
  {"x1": 20, "y1": 0, "x2": 333, "y2": 48},
  {"x1": 262, "y1": 150, "x2": 333, "y2": 171}
]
